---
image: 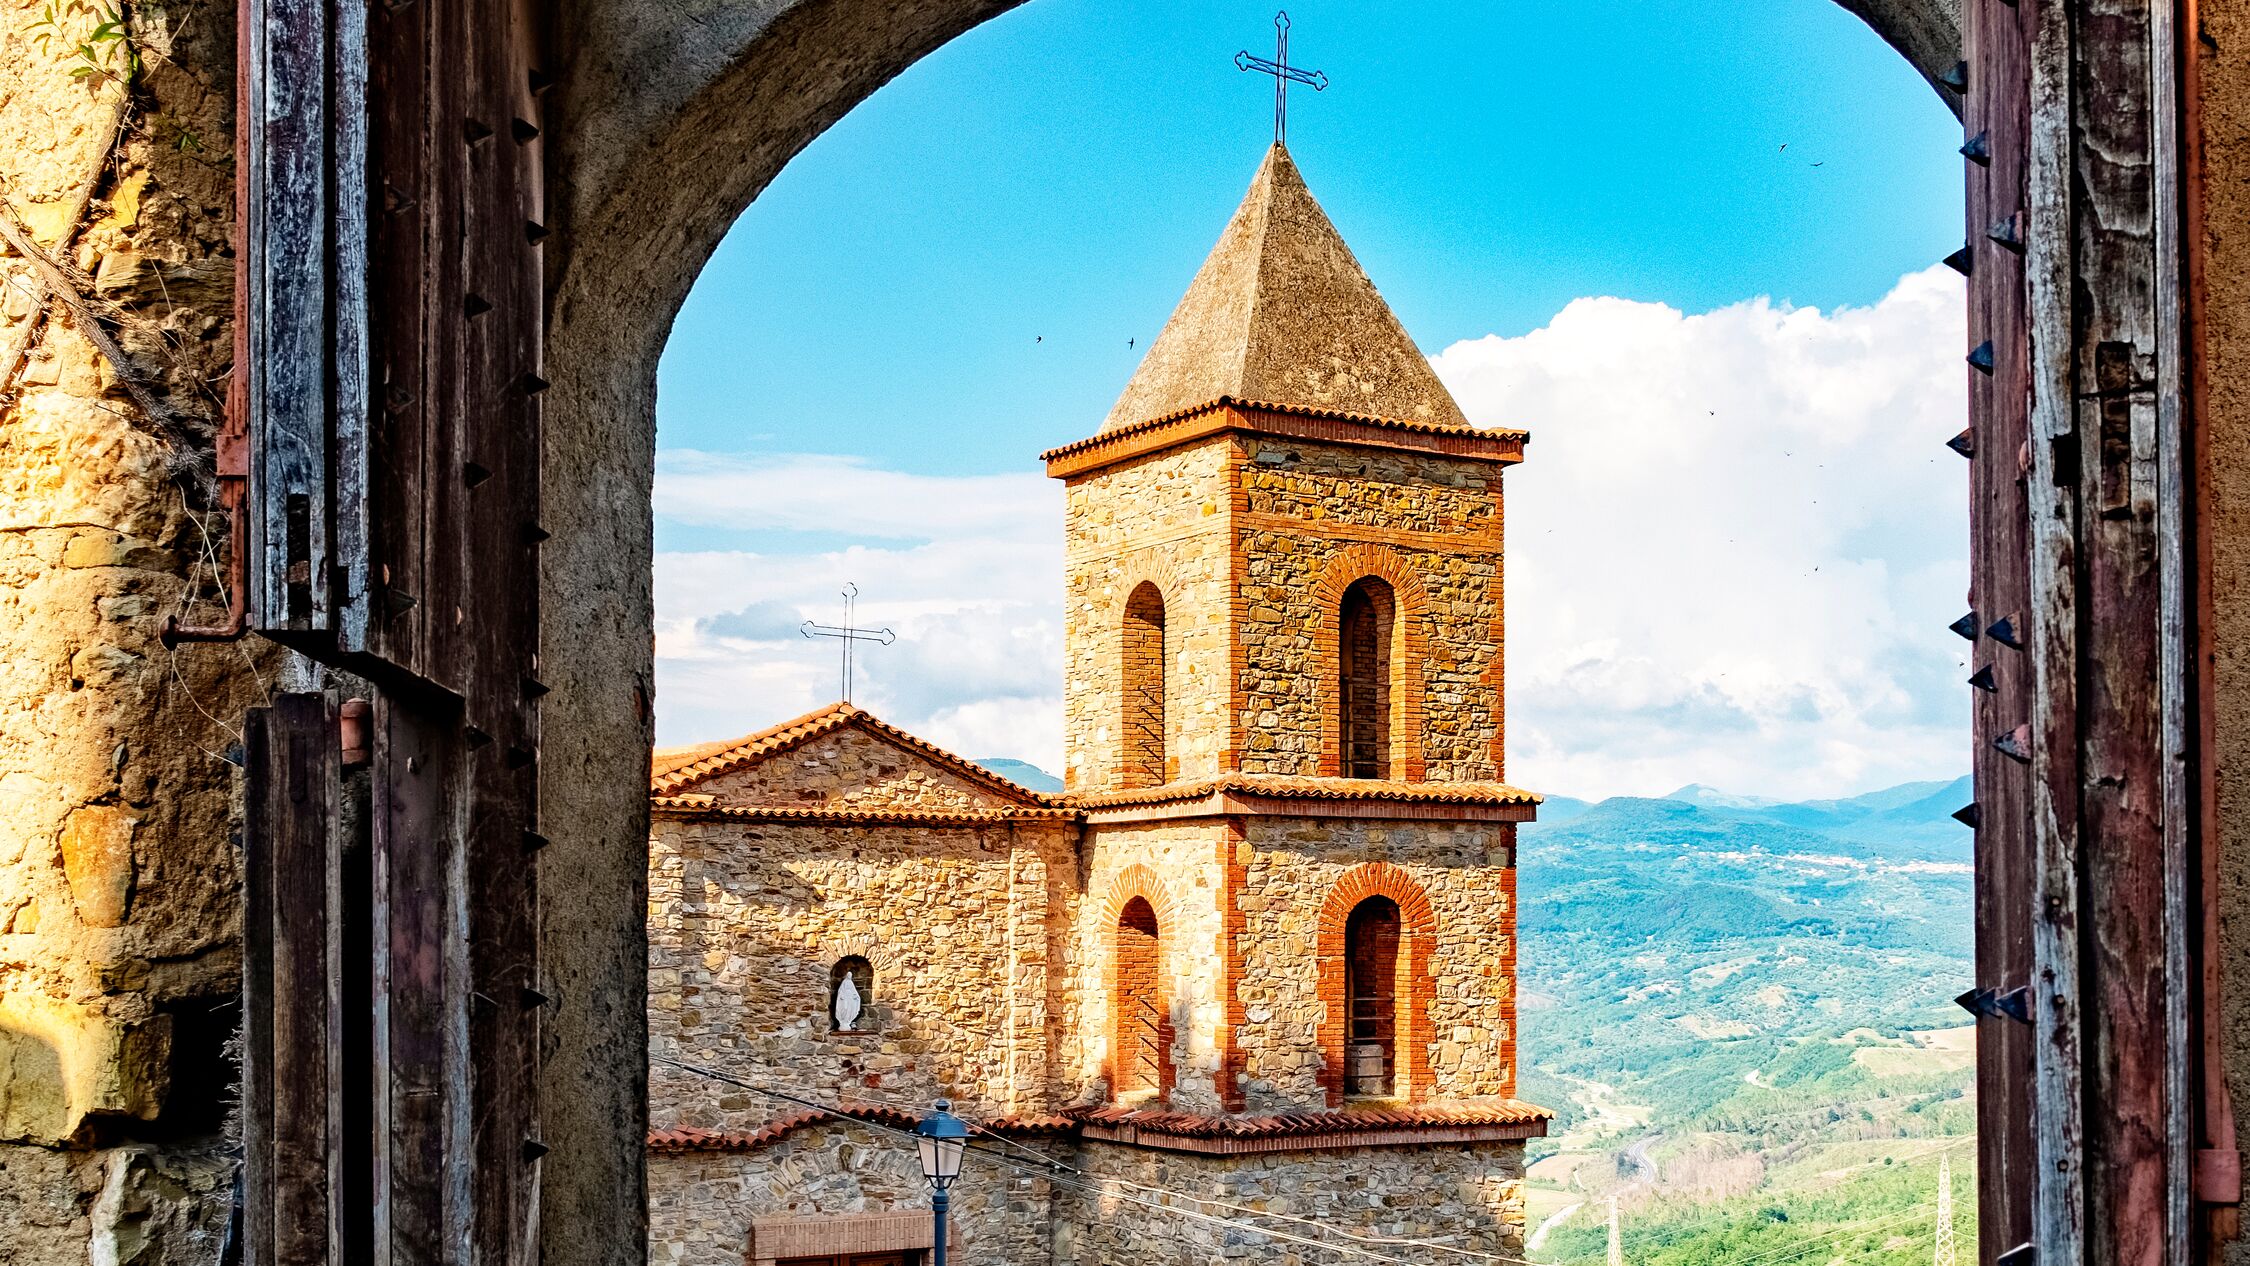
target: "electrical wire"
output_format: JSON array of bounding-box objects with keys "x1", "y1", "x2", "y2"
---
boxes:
[
  {"x1": 654, "y1": 1054, "x2": 1533, "y2": 1266},
  {"x1": 660, "y1": 1058, "x2": 1529, "y2": 1262},
  {"x1": 654, "y1": 1055, "x2": 1976, "y2": 1266}
]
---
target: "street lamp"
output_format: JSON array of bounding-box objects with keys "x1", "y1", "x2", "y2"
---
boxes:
[{"x1": 915, "y1": 1099, "x2": 969, "y2": 1266}]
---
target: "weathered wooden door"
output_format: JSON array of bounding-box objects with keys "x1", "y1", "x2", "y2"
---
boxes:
[
  {"x1": 233, "y1": 0, "x2": 548, "y2": 1258},
  {"x1": 1965, "y1": 0, "x2": 2238, "y2": 1262}
]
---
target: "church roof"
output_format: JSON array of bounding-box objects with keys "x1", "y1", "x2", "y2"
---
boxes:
[
  {"x1": 1101, "y1": 144, "x2": 1471, "y2": 433},
  {"x1": 649, "y1": 701, "x2": 1051, "y2": 806}
]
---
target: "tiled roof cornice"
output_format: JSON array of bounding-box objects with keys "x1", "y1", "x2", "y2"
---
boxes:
[
  {"x1": 648, "y1": 1100, "x2": 1549, "y2": 1157},
  {"x1": 650, "y1": 796, "x2": 1077, "y2": 826},
  {"x1": 1041, "y1": 396, "x2": 1529, "y2": 476},
  {"x1": 647, "y1": 1106, "x2": 1074, "y2": 1154},
  {"x1": 1064, "y1": 773, "x2": 1541, "y2": 811},
  {"x1": 1068, "y1": 1099, "x2": 1552, "y2": 1154}
]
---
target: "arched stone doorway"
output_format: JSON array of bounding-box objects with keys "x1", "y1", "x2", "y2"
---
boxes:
[{"x1": 531, "y1": 2, "x2": 1967, "y2": 1261}]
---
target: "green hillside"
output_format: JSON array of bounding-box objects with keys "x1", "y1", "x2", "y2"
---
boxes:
[{"x1": 1518, "y1": 782, "x2": 1977, "y2": 1262}]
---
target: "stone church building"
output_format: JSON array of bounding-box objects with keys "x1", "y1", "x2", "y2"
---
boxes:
[{"x1": 645, "y1": 145, "x2": 1549, "y2": 1266}]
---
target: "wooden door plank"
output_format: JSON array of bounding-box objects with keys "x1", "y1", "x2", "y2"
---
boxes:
[
  {"x1": 245, "y1": 696, "x2": 342, "y2": 1266},
  {"x1": 1966, "y1": 0, "x2": 2039, "y2": 1254},
  {"x1": 243, "y1": 0, "x2": 333, "y2": 633},
  {"x1": 2023, "y1": 0, "x2": 2089, "y2": 1256},
  {"x1": 367, "y1": 0, "x2": 432, "y2": 678},
  {"x1": 372, "y1": 697, "x2": 465, "y2": 1264}
]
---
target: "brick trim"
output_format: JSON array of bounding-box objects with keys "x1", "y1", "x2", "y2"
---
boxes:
[
  {"x1": 1310, "y1": 546, "x2": 1430, "y2": 780},
  {"x1": 1217, "y1": 819, "x2": 1249, "y2": 1112},
  {"x1": 1316, "y1": 863, "x2": 1437, "y2": 1107},
  {"x1": 1100, "y1": 865, "x2": 1178, "y2": 1102},
  {"x1": 750, "y1": 1210, "x2": 937, "y2": 1266},
  {"x1": 1109, "y1": 556, "x2": 1192, "y2": 788},
  {"x1": 1499, "y1": 828, "x2": 1519, "y2": 1095}
]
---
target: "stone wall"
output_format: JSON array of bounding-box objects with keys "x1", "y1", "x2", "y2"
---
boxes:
[
  {"x1": 1233, "y1": 819, "x2": 1517, "y2": 1112},
  {"x1": 1060, "y1": 444, "x2": 1235, "y2": 790},
  {"x1": 648, "y1": 813, "x2": 1077, "y2": 1124},
  {"x1": 648, "y1": 1119, "x2": 1057, "y2": 1266},
  {"x1": 1054, "y1": 1139, "x2": 1528, "y2": 1266},
  {"x1": 0, "y1": 0, "x2": 264, "y2": 1258},
  {"x1": 1233, "y1": 438, "x2": 1506, "y2": 782},
  {"x1": 650, "y1": 1128, "x2": 1527, "y2": 1266},
  {"x1": 2199, "y1": 10, "x2": 2250, "y2": 1262}
]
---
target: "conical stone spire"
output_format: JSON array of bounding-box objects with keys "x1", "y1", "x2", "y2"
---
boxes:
[{"x1": 1103, "y1": 144, "x2": 1470, "y2": 432}]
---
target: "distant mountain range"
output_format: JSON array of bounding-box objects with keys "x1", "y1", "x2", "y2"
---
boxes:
[
  {"x1": 972, "y1": 757, "x2": 1066, "y2": 793},
  {"x1": 1537, "y1": 775, "x2": 1973, "y2": 861}
]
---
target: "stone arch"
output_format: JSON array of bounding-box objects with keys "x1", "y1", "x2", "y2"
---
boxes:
[
  {"x1": 1098, "y1": 865, "x2": 1179, "y2": 1102},
  {"x1": 1310, "y1": 545, "x2": 1430, "y2": 780},
  {"x1": 533, "y1": 0, "x2": 1961, "y2": 1242},
  {"x1": 814, "y1": 931, "x2": 902, "y2": 978},
  {"x1": 1316, "y1": 863, "x2": 1437, "y2": 1106}
]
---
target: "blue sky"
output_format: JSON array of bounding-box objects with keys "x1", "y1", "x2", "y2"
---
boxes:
[{"x1": 652, "y1": 0, "x2": 1972, "y2": 798}]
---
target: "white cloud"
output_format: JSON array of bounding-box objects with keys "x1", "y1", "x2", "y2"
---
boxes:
[
  {"x1": 656, "y1": 450, "x2": 1057, "y2": 540},
  {"x1": 654, "y1": 268, "x2": 1971, "y2": 799},
  {"x1": 1435, "y1": 265, "x2": 1971, "y2": 800},
  {"x1": 651, "y1": 456, "x2": 1066, "y2": 768}
]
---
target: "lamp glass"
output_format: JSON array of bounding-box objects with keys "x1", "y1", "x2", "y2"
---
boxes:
[{"x1": 919, "y1": 1133, "x2": 965, "y2": 1182}]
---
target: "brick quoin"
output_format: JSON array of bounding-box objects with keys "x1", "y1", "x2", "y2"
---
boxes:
[
  {"x1": 1217, "y1": 818, "x2": 1250, "y2": 1113},
  {"x1": 1316, "y1": 862, "x2": 1437, "y2": 1107},
  {"x1": 1100, "y1": 866, "x2": 1179, "y2": 1102}
]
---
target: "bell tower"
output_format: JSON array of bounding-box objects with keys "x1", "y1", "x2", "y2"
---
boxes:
[
  {"x1": 1045, "y1": 144, "x2": 1528, "y2": 794},
  {"x1": 1040, "y1": 146, "x2": 1540, "y2": 1122}
]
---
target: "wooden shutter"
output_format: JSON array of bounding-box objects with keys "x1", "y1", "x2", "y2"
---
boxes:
[{"x1": 239, "y1": 0, "x2": 547, "y2": 1257}]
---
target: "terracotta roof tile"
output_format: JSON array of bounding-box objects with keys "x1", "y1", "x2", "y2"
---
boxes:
[
  {"x1": 1066, "y1": 773, "x2": 1541, "y2": 811},
  {"x1": 1040, "y1": 394, "x2": 1527, "y2": 464},
  {"x1": 647, "y1": 1104, "x2": 1070, "y2": 1154},
  {"x1": 1063, "y1": 1099, "x2": 1554, "y2": 1138},
  {"x1": 651, "y1": 797, "x2": 1076, "y2": 826}
]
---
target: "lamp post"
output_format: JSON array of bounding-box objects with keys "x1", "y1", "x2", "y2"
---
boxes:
[{"x1": 915, "y1": 1099, "x2": 968, "y2": 1266}]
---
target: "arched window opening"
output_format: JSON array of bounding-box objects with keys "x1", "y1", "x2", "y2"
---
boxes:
[
  {"x1": 1339, "y1": 577, "x2": 1396, "y2": 779},
  {"x1": 829, "y1": 956, "x2": 874, "y2": 1032},
  {"x1": 1111, "y1": 896, "x2": 1167, "y2": 1099},
  {"x1": 1121, "y1": 582, "x2": 1169, "y2": 787},
  {"x1": 1344, "y1": 896, "x2": 1402, "y2": 1097}
]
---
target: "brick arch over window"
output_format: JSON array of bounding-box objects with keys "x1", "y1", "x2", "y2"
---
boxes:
[
  {"x1": 1316, "y1": 863, "x2": 1437, "y2": 1106},
  {"x1": 1099, "y1": 865, "x2": 1179, "y2": 1101},
  {"x1": 1110, "y1": 555, "x2": 1190, "y2": 787},
  {"x1": 1310, "y1": 546, "x2": 1429, "y2": 780}
]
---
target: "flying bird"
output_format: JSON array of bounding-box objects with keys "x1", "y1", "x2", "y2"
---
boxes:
[{"x1": 1128, "y1": 337, "x2": 1136, "y2": 349}]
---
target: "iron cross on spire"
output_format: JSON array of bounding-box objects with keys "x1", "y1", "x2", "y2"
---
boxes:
[
  {"x1": 800, "y1": 583, "x2": 894, "y2": 703},
  {"x1": 1235, "y1": 10, "x2": 1327, "y2": 145}
]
